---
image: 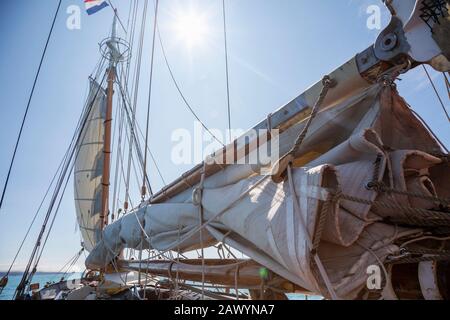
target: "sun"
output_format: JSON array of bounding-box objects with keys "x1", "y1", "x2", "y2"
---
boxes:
[{"x1": 173, "y1": 10, "x2": 210, "y2": 49}]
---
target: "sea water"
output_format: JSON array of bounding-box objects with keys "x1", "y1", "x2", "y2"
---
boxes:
[
  {"x1": 0, "y1": 272, "x2": 321, "y2": 300},
  {"x1": 0, "y1": 272, "x2": 81, "y2": 300}
]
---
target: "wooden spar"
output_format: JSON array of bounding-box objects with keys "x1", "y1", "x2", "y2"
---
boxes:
[
  {"x1": 149, "y1": 57, "x2": 371, "y2": 204},
  {"x1": 119, "y1": 259, "x2": 309, "y2": 293},
  {"x1": 100, "y1": 66, "x2": 115, "y2": 229}
]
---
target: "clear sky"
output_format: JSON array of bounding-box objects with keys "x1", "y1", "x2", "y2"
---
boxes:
[{"x1": 0, "y1": 0, "x2": 448, "y2": 272}]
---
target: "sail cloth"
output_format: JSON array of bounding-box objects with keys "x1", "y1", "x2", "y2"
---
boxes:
[
  {"x1": 74, "y1": 79, "x2": 107, "y2": 252},
  {"x1": 86, "y1": 84, "x2": 448, "y2": 299}
]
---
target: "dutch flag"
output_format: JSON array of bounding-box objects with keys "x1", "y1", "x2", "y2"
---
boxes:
[{"x1": 84, "y1": 0, "x2": 109, "y2": 15}]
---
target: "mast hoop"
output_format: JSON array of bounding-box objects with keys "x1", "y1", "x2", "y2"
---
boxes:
[{"x1": 99, "y1": 37, "x2": 131, "y2": 63}]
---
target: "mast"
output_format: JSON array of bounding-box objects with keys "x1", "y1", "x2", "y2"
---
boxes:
[
  {"x1": 100, "y1": 12, "x2": 119, "y2": 230},
  {"x1": 100, "y1": 67, "x2": 114, "y2": 229}
]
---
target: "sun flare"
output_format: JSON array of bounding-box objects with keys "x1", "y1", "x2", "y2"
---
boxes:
[{"x1": 173, "y1": 10, "x2": 210, "y2": 49}]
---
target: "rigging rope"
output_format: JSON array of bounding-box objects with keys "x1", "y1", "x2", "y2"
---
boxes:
[
  {"x1": 422, "y1": 65, "x2": 450, "y2": 122},
  {"x1": 125, "y1": 0, "x2": 149, "y2": 211},
  {"x1": 0, "y1": 0, "x2": 62, "y2": 212},
  {"x1": 444, "y1": 72, "x2": 450, "y2": 100},
  {"x1": 142, "y1": 0, "x2": 160, "y2": 200},
  {"x1": 0, "y1": 148, "x2": 67, "y2": 290},
  {"x1": 272, "y1": 75, "x2": 335, "y2": 183},
  {"x1": 14, "y1": 71, "x2": 108, "y2": 299},
  {"x1": 106, "y1": 0, "x2": 127, "y2": 34},
  {"x1": 112, "y1": 0, "x2": 137, "y2": 218},
  {"x1": 156, "y1": 25, "x2": 225, "y2": 147},
  {"x1": 1, "y1": 58, "x2": 106, "y2": 293},
  {"x1": 407, "y1": 105, "x2": 449, "y2": 153},
  {"x1": 111, "y1": 100, "x2": 125, "y2": 220},
  {"x1": 51, "y1": 248, "x2": 84, "y2": 282},
  {"x1": 115, "y1": 67, "x2": 167, "y2": 185},
  {"x1": 115, "y1": 70, "x2": 153, "y2": 190},
  {"x1": 222, "y1": 0, "x2": 232, "y2": 143},
  {"x1": 22, "y1": 117, "x2": 83, "y2": 296},
  {"x1": 124, "y1": 103, "x2": 167, "y2": 185}
]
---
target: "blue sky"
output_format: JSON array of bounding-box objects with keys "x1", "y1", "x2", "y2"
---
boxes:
[{"x1": 0, "y1": 0, "x2": 448, "y2": 272}]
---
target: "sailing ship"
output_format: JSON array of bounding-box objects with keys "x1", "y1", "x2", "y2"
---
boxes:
[{"x1": 1, "y1": 0, "x2": 449, "y2": 300}]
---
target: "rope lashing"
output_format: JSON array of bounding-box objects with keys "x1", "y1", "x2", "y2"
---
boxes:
[
  {"x1": 272, "y1": 75, "x2": 336, "y2": 183},
  {"x1": 286, "y1": 165, "x2": 340, "y2": 300},
  {"x1": 289, "y1": 76, "x2": 336, "y2": 156},
  {"x1": 312, "y1": 196, "x2": 333, "y2": 252},
  {"x1": 312, "y1": 187, "x2": 450, "y2": 266},
  {"x1": 366, "y1": 181, "x2": 450, "y2": 208},
  {"x1": 365, "y1": 153, "x2": 384, "y2": 191},
  {"x1": 386, "y1": 253, "x2": 450, "y2": 265},
  {"x1": 337, "y1": 192, "x2": 450, "y2": 227}
]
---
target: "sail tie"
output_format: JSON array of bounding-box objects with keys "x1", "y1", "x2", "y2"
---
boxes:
[
  {"x1": 286, "y1": 164, "x2": 340, "y2": 300},
  {"x1": 272, "y1": 75, "x2": 336, "y2": 183}
]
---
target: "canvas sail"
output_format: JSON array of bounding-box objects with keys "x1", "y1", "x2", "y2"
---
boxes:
[
  {"x1": 74, "y1": 79, "x2": 107, "y2": 252},
  {"x1": 86, "y1": 84, "x2": 448, "y2": 299}
]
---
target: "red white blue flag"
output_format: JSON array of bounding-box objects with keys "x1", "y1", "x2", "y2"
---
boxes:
[{"x1": 84, "y1": 0, "x2": 109, "y2": 15}]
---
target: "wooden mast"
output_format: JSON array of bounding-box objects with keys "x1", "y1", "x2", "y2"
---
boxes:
[
  {"x1": 100, "y1": 12, "x2": 118, "y2": 230},
  {"x1": 100, "y1": 66, "x2": 114, "y2": 230}
]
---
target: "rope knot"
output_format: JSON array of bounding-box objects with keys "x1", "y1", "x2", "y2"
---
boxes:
[
  {"x1": 331, "y1": 190, "x2": 342, "y2": 203},
  {"x1": 192, "y1": 187, "x2": 203, "y2": 206},
  {"x1": 322, "y1": 75, "x2": 336, "y2": 88},
  {"x1": 365, "y1": 180, "x2": 385, "y2": 192}
]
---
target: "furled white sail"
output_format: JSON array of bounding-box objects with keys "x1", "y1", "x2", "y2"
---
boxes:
[
  {"x1": 86, "y1": 85, "x2": 448, "y2": 299},
  {"x1": 74, "y1": 79, "x2": 107, "y2": 252}
]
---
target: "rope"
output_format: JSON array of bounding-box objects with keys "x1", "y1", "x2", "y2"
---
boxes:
[
  {"x1": 0, "y1": 0, "x2": 62, "y2": 212},
  {"x1": 222, "y1": 0, "x2": 232, "y2": 143},
  {"x1": 130, "y1": 176, "x2": 268, "y2": 264},
  {"x1": 125, "y1": 0, "x2": 149, "y2": 211},
  {"x1": 312, "y1": 197, "x2": 332, "y2": 251},
  {"x1": 59, "y1": 248, "x2": 84, "y2": 281},
  {"x1": 444, "y1": 72, "x2": 450, "y2": 100},
  {"x1": 142, "y1": 0, "x2": 159, "y2": 200},
  {"x1": 53, "y1": 249, "x2": 83, "y2": 279},
  {"x1": 111, "y1": 99, "x2": 125, "y2": 220},
  {"x1": 301, "y1": 158, "x2": 450, "y2": 297},
  {"x1": 387, "y1": 254, "x2": 450, "y2": 264},
  {"x1": 1, "y1": 149, "x2": 67, "y2": 284},
  {"x1": 288, "y1": 76, "x2": 335, "y2": 157},
  {"x1": 116, "y1": 65, "x2": 166, "y2": 186},
  {"x1": 156, "y1": 21, "x2": 225, "y2": 147},
  {"x1": 366, "y1": 181, "x2": 450, "y2": 207},
  {"x1": 14, "y1": 71, "x2": 108, "y2": 299},
  {"x1": 408, "y1": 107, "x2": 449, "y2": 154},
  {"x1": 28, "y1": 152, "x2": 78, "y2": 289},
  {"x1": 422, "y1": 65, "x2": 450, "y2": 122},
  {"x1": 338, "y1": 192, "x2": 450, "y2": 227},
  {"x1": 115, "y1": 66, "x2": 153, "y2": 197},
  {"x1": 106, "y1": 1, "x2": 127, "y2": 34},
  {"x1": 286, "y1": 165, "x2": 339, "y2": 300},
  {"x1": 111, "y1": 0, "x2": 138, "y2": 217},
  {"x1": 356, "y1": 241, "x2": 390, "y2": 289}
]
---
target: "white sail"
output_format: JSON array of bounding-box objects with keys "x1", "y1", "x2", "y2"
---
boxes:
[
  {"x1": 74, "y1": 79, "x2": 107, "y2": 252},
  {"x1": 86, "y1": 85, "x2": 448, "y2": 299}
]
